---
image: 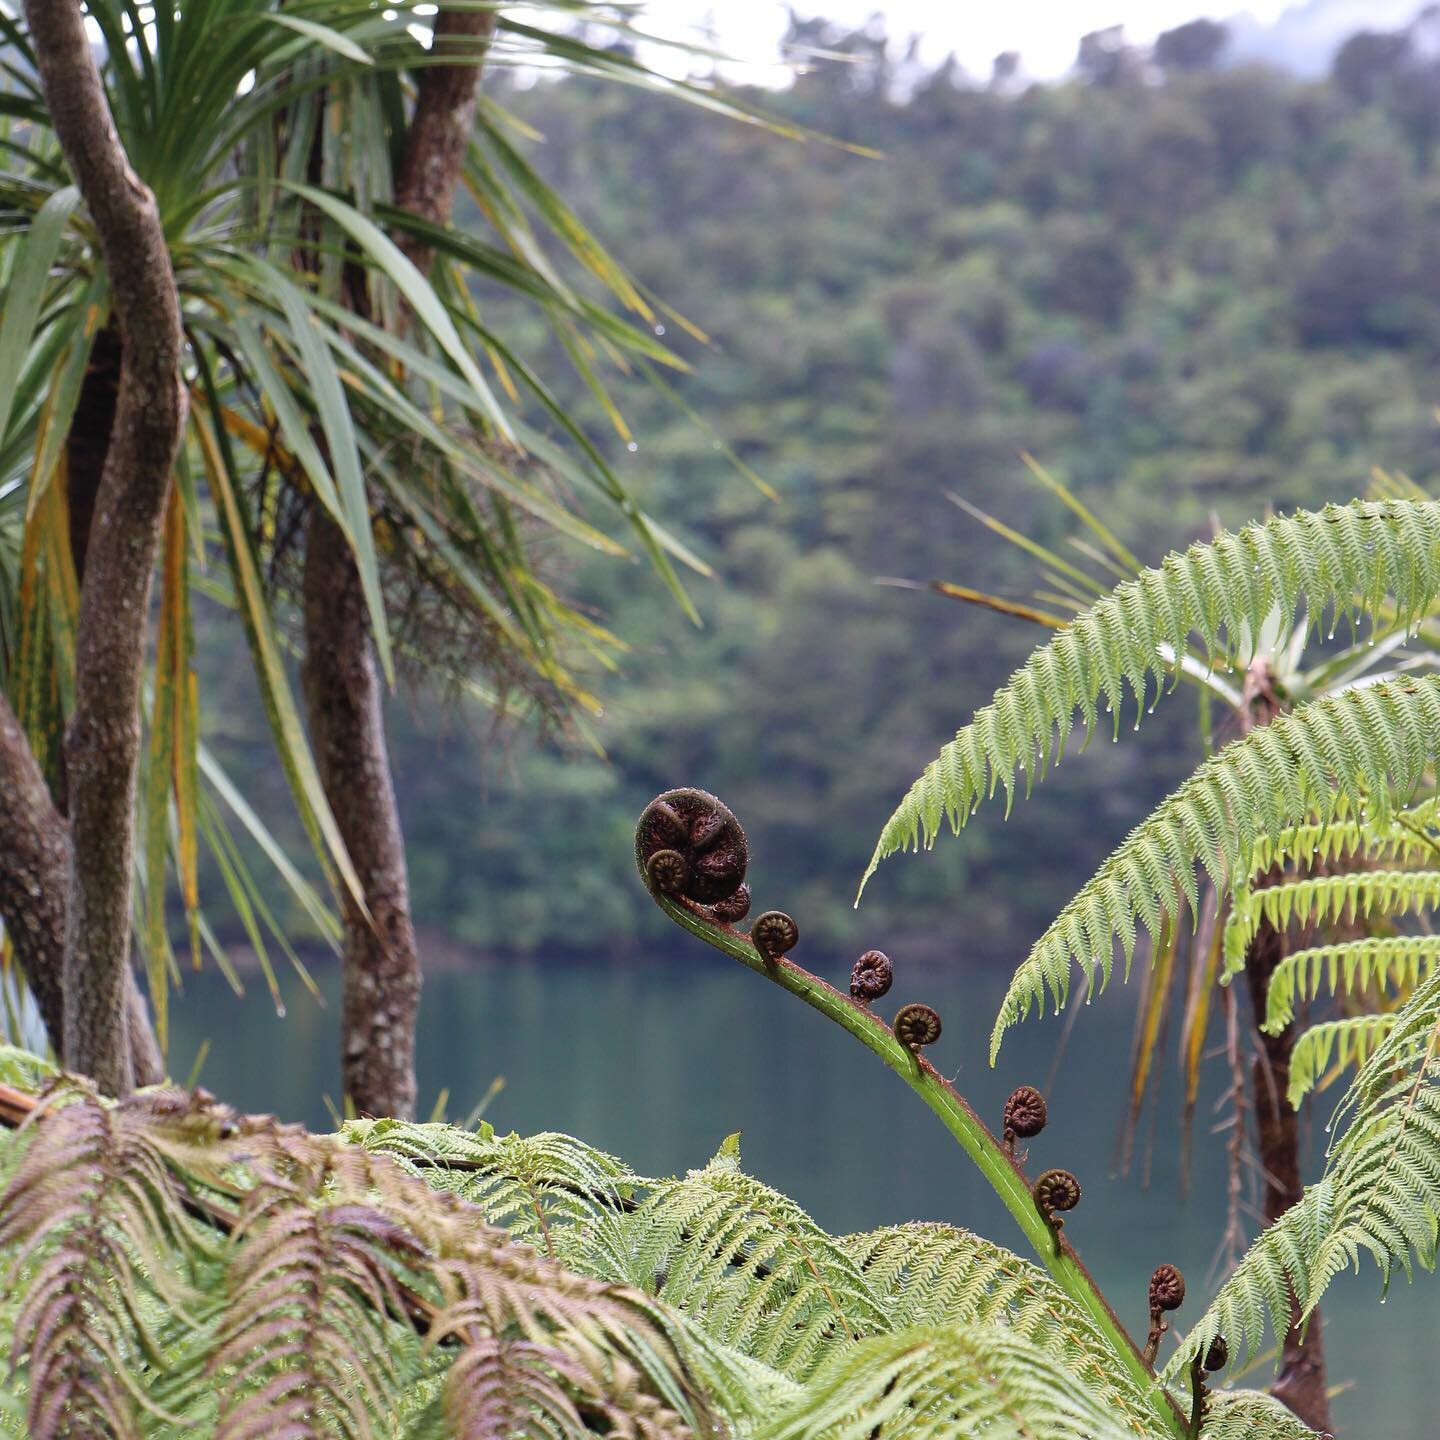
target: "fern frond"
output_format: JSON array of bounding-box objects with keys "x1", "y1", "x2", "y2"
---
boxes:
[
  {"x1": 759, "y1": 1325, "x2": 1140, "y2": 1440},
  {"x1": 619, "y1": 1145, "x2": 888, "y2": 1380},
  {"x1": 991, "y1": 675, "x2": 1440, "y2": 1060},
  {"x1": 1226, "y1": 872, "x2": 1440, "y2": 981},
  {"x1": 1263, "y1": 934, "x2": 1440, "y2": 1031},
  {"x1": 1247, "y1": 795, "x2": 1440, "y2": 873},
  {"x1": 840, "y1": 1223, "x2": 1156, "y2": 1430},
  {"x1": 1287, "y1": 1014, "x2": 1396, "y2": 1106},
  {"x1": 212, "y1": 1195, "x2": 425, "y2": 1439},
  {"x1": 1197, "y1": 1390, "x2": 1316, "y2": 1440},
  {"x1": 1167, "y1": 967, "x2": 1440, "y2": 1379},
  {"x1": 343, "y1": 1119, "x2": 635, "y2": 1273},
  {"x1": 863, "y1": 498, "x2": 1440, "y2": 895},
  {"x1": 0, "y1": 1082, "x2": 205, "y2": 1440}
]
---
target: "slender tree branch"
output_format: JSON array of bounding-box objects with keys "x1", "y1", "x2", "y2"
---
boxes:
[
  {"x1": 393, "y1": 7, "x2": 497, "y2": 275},
  {"x1": 25, "y1": 0, "x2": 187, "y2": 1094},
  {"x1": 302, "y1": 6, "x2": 497, "y2": 1118}
]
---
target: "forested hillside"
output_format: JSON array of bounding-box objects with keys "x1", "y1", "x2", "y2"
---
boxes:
[{"x1": 216, "y1": 12, "x2": 1440, "y2": 962}]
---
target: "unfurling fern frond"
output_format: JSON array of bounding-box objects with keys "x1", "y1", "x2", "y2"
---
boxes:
[
  {"x1": 1286, "y1": 1014, "x2": 1396, "y2": 1106},
  {"x1": 756, "y1": 1326, "x2": 1139, "y2": 1440},
  {"x1": 990, "y1": 675, "x2": 1440, "y2": 1060},
  {"x1": 840, "y1": 1224, "x2": 1156, "y2": 1431},
  {"x1": 863, "y1": 498, "x2": 1440, "y2": 894},
  {"x1": 1167, "y1": 966, "x2": 1440, "y2": 1380},
  {"x1": 1262, "y1": 934, "x2": 1440, "y2": 1032}
]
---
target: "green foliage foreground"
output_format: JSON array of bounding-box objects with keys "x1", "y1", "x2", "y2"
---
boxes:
[{"x1": 0, "y1": 1051, "x2": 1306, "y2": 1440}]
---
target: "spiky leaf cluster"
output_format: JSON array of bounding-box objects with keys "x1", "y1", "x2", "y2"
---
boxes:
[
  {"x1": 991, "y1": 675, "x2": 1440, "y2": 1058},
  {"x1": 864, "y1": 499, "x2": 1440, "y2": 893},
  {"x1": 1166, "y1": 966, "x2": 1440, "y2": 1381}
]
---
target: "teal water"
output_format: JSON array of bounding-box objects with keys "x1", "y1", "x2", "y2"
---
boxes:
[{"x1": 169, "y1": 951, "x2": 1435, "y2": 1438}]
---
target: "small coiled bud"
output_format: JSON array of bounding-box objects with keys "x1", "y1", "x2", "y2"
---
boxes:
[
  {"x1": 1202, "y1": 1336, "x2": 1228, "y2": 1374},
  {"x1": 646, "y1": 849, "x2": 689, "y2": 895},
  {"x1": 1002, "y1": 1085, "x2": 1047, "y2": 1155},
  {"x1": 850, "y1": 950, "x2": 893, "y2": 1004},
  {"x1": 709, "y1": 884, "x2": 752, "y2": 924},
  {"x1": 1143, "y1": 1264, "x2": 1186, "y2": 1365},
  {"x1": 1149, "y1": 1264, "x2": 1186, "y2": 1314},
  {"x1": 1033, "y1": 1168, "x2": 1080, "y2": 1251},
  {"x1": 893, "y1": 1002, "x2": 942, "y2": 1053},
  {"x1": 751, "y1": 911, "x2": 799, "y2": 961},
  {"x1": 636, "y1": 789, "x2": 748, "y2": 907}
]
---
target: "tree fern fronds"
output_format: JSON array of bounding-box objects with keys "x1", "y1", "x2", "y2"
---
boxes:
[
  {"x1": 840, "y1": 1223, "x2": 1156, "y2": 1430},
  {"x1": 1197, "y1": 1390, "x2": 1317, "y2": 1440},
  {"x1": 622, "y1": 1150, "x2": 887, "y2": 1380},
  {"x1": 760, "y1": 1325, "x2": 1139, "y2": 1440},
  {"x1": 1169, "y1": 969, "x2": 1440, "y2": 1380},
  {"x1": 1287, "y1": 1014, "x2": 1397, "y2": 1107},
  {"x1": 1247, "y1": 795, "x2": 1440, "y2": 873},
  {"x1": 1264, "y1": 935, "x2": 1440, "y2": 1032},
  {"x1": 862, "y1": 499, "x2": 1440, "y2": 897},
  {"x1": 1226, "y1": 871, "x2": 1440, "y2": 979},
  {"x1": 990, "y1": 676, "x2": 1440, "y2": 1061},
  {"x1": 341, "y1": 1120, "x2": 635, "y2": 1268},
  {"x1": 0, "y1": 1082, "x2": 205, "y2": 1440},
  {"x1": 212, "y1": 1195, "x2": 425, "y2": 1440}
]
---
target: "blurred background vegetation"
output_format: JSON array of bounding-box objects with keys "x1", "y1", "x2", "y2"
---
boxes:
[{"x1": 196, "y1": 6, "x2": 1440, "y2": 963}]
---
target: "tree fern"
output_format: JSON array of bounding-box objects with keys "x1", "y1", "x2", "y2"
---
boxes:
[
  {"x1": 862, "y1": 497, "x2": 1440, "y2": 895},
  {"x1": 0, "y1": 1080, "x2": 712, "y2": 1440},
  {"x1": 991, "y1": 674, "x2": 1440, "y2": 1059},
  {"x1": 1166, "y1": 965, "x2": 1440, "y2": 1380},
  {"x1": 756, "y1": 1326, "x2": 1141, "y2": 1440},
  {"x1": 840, "y1": 1223, "x2": 1158, "y2": 1430}
]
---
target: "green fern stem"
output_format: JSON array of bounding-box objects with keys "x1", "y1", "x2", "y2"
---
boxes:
[{"x1": 649, "y1": 890, "x2": 1188, "y2": 1439}]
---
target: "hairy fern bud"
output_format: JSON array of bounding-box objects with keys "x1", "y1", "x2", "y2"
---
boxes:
[
  {"x1": 849, "y1": 950, "x2": 893, "y2": 1004},
  {"x1": 1149, "y1": 1264, "x2": 1185, "y2": 1314},
  {"x1": 892, "y1": 1002, "x2": 941, "y2": 1053},
  {"x1": 1033, "y1": 1168, "x2": 1080, "y2": 1251},
  {"x1": 1202, "y1": 1335, "x2": 1228, "y2": 1374},
  {"x1": 1143, "y1": 1264, "x2": 1186, "y2": 1365},
  {"x1": 1002, "y1": 1085, "x2": 1047, "y2": 1156},
  {"x1": 751, "y1": 911, "x2": 799, "y2": 961},
  {"x1": 636, "y1": 789, "x2": 749, "y2": 907}
]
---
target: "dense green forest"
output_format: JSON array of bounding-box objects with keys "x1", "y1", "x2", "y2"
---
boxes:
[{"x1": 209, "y1": 11, "x2": 1440, "y2": 962}]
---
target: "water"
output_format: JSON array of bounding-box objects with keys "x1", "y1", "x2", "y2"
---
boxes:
[{"x1": 169, "y1": 950, "x2": 1437, "y2": 1437}]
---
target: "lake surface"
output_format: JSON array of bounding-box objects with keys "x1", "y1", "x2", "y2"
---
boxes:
[{"x1": 169, "y1": 949, "x2": 1436, "y2": 1438}]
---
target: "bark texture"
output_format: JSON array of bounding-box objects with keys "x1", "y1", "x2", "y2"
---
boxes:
[
  {"x1": 26, "y1": 0, "x2": 186, "y2": 1094},
  {"x1": 1240, "y1": 659, "x2": 1333, "y2": 1437},
  {"x1": 299, "y1": 6, "x2": 495, "y2": 1118},
  {"x1": 301, "y1": 511, "x2": 420, "y2": 1119},
  {"x1": 392, "y1": 8, "x2": 497, "y2": 275}
]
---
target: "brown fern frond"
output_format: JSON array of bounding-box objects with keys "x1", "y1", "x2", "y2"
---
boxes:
[
  {"x1": 212, "y1": 1194, "x2": 428, "y2": 1439},
  {"x1": 0, "y1": 1081, "x2": 204, "y2": 1440}
]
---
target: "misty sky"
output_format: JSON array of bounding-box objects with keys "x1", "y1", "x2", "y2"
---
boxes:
[{"x1": 671, "y1": 0, "x2": 1423, "y2": 81}]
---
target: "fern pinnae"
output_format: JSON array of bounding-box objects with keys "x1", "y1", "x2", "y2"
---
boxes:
[
  {"x1": 1264, "y1": 934, "x2": 1440, "y2": 1032},
  {"x1": 992, "y1": 675, "x2": 1440, "y2": 1061},
  {"x1": 840, "y1": 1223, "x2": 1156, "y2": 1432},
  {"x1": 861, "y1": 498, "x2": 1440, "y2": 898},
  {"x1": 1287, "y1": 1014, "x2": 1398, "y2": 1107}
]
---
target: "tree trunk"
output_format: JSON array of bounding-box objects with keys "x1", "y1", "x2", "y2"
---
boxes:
[
  {"x1": 297, "y1": 6, "x2": 495, "y2": 1118},
  {"x1": 301, "y1": 511, "x2": 420, "y2": 1118},
  {"x1": 1240, "y1": 658, "x2": 1333, "y2": 1436},
  {"x1": 26, "y1": 0, "x2": 187, "y2": 1095}
]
